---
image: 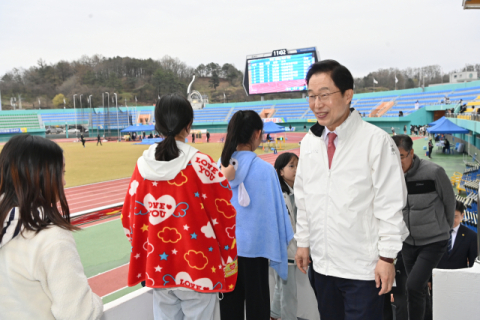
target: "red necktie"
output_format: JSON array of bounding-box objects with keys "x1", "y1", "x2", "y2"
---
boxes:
[{"x1": 327, "y1": 132, "x2": 337, "y2": 169}]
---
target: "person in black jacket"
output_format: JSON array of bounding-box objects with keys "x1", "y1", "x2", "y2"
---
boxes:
[
  {"x1": 428, "y1": 139, "x2": 433, "y2": 159},
  {"x1": 392, "y1": 135, "x2": 455, "y2": 320},
  {"x1": 436, "y1": 201, "x2": 478, "y2": 269}
]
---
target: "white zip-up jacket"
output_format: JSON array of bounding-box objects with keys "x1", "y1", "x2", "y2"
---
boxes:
[{"x1": 294, "y1": 110, "x2": 409, "y2": 281}]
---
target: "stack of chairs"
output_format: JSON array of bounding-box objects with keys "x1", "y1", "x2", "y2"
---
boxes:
[
  {"x1": 456, "y1": 166, "x2": 480, "y2": 193},
  {"x1": 455, "y1": 194, "x2": 478, "y2": 231},
  {"x1": 457, "y1": 175, "x2": 479, "y2": 232}
]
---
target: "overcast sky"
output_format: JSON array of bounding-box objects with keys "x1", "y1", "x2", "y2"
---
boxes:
[{"x1": 0, "y1": 0, "x2": 479, "y2": 78}]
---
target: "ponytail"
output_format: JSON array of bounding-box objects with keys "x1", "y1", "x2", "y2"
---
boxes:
[
  {"x1": 221, "y1": 110, "x2": 263, "y2": 167},
  {"x1": 154, "y1": 94, "x2": 193, "y2": 161}
]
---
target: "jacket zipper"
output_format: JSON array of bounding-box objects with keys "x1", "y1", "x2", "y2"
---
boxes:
[
  {"x1": 322, "y1": 136, "x2": 332, "y2": 275},
  {"x1": 405, "y1": 177, "x2": 415, "y2": 245}
]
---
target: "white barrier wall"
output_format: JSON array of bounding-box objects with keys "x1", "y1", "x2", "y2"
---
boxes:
[
  {"x1": 433, "y1": 262, "x2": 480, "y2": 320},
  {"x1": 101, "y1": 267, "x2": 320, "y2": 320}
]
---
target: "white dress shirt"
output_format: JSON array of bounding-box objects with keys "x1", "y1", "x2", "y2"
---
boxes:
[
  {"x1": 451, "y1": 224, "x2": 460, "y2": 249},
  {"x1": 322, "y1": 126, "x2": 338, "y2": 149}
]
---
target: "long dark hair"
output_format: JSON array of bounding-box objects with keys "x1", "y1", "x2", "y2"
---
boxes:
[
  {"x1": 221, "y1": 110, "x2": 263, "y2": 167},
  {"x1": 0, "y1": 135, "x2": 76, "y2": 240},
  {"x1": 274, "y1": 152, "x2": 298, "y2": 194},
  {"x1": 154, "y1": 94, "x2": 194, "y2": 161}
]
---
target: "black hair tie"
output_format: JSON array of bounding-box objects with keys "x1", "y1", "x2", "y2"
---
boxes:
[{"x1": 166, "y1": 131, "x2": 176, "y2": 137}]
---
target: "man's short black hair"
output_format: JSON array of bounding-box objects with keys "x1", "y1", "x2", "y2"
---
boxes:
[
  {"x1": 305, "y1": 60, "x2": 354, "y2": 95},
  {"x1": 455, "y1": 200, "x2": 465, "y2": 214},
  {"x1": 392, "y1": 134, "x2": 413, "y2": 152}
]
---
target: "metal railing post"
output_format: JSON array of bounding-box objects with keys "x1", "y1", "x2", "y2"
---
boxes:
[{"x1": 477, "y1": 192, "x2": 480, "y2": 264}]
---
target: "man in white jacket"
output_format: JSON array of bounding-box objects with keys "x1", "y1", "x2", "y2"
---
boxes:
[{"x1": 295, "y1": 60, "x2": 409, "y2": 320}]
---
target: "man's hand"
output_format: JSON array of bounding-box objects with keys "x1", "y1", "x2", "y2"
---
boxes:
[
  {"x1": 375, "y1": 259, "x2": 395, "y2": 295},
  {"x1": 295, "y1": 247, "x2": 310, "y2": 274}
]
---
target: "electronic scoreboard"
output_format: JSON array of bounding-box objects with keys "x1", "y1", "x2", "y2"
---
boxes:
[{"x1": 243, "y1": 47, "x2": 319, "y2": 95}]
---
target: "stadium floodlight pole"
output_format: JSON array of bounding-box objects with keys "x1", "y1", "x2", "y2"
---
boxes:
[
  {"x1": 88, "y1": 95, "x2": 93, "y2": 132},
  {"x1": 105, "y1": 92, "x2": 109, "y2": 138},
  {"x1": 114, "y1": 93, "x2": 120, "y2": 142},
  {"x1": 79, "y1": 94, "x2": 83, "y2": 137},
  {"x1": 73, "y1": 94, "x2": 77, "y2": 138},
  {"x1": 125, "y1": 97, "x2": 129, "y2": 126}
]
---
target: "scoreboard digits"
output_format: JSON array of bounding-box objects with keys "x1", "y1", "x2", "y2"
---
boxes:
[{"x1": 243, "y1": 47, "x2": 318, "y2": 95}]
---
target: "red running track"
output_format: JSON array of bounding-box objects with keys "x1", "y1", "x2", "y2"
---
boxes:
[{"x1": 66, "y1": 132, "x2": 306, "y2": 214}]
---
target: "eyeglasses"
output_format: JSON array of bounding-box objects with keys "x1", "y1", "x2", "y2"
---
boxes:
[
  {"x1": 400, "y1": 150, "x2": 411, "y2": 160},
  {"x1": 306, "y1": 91, "x2": 340, "y2": 103}
]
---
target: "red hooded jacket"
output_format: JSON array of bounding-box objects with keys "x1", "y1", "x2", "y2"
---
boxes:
[{"x1": 122, "y1": 142, "x2": 237, "y2": 293}]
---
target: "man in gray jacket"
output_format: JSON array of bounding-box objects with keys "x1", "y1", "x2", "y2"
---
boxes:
[{"x1": 392, "y1": 135, "x2": 455, "y2": 320}]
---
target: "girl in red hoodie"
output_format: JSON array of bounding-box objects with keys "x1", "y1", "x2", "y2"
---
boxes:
[{"x1": 122, "y1": 94, "x2": 237, "y2": 320}]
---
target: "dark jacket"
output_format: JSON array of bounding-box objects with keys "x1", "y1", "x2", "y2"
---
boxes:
[
  {"x1": 403, "y1": 155, "x2": 455, "y2": 246},
  {"x1": 436, "y1": 225, "x2": 478, "y2": 269}
]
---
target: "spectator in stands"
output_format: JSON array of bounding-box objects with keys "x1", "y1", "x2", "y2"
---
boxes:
[
  {"x1": 191, "y1": 132, "x2": 195, "y2": 143},
  {"x1": 436, "y1": 200, "x2": 478, "y2": 269},
  {"x1": 410, "y1": 125, "x2": 414, "y2": 135},
  {"x1": 392, "y1": 135, "x2": 455, "y2": 320},
  {"x1": 304, "y1": 125, "x2": 307, "y2": 131},
  {"x1": 148, "y1": 133, "x2": 153, "y2": 139},
  {"x1": 0, "y1": 135, "x2": 103, "y2": 319},
  {"x1": 443, "y1": 139, "x2": 450, "y2": 153},
  {"x1": 142, "y1": 131, "x2": 146, "y2": 139},
  {"x1": 391, "y1": 126, "x2": 396, "y2": 135},
  {"x1": 219, "y1": 110, "x2": 293, "y2": 320},
  {"x1": 295, "y1": 60, "x2": 408, "y2": 320},
  {"x1": 445, "y1": 96, "x2": 450, "y2": 104},
  {"x1": 404, "y1": 125, "x2": 407, "y2": 134},
  {"x1": 121, "y1": 94, "x2": 237, "y2": 319},
  {"x1": 206, "y1": 131, "x2": 210, "y2": 143},
  {"x1": 415, "y1": 101, "x2": 420, "y2": 110}
]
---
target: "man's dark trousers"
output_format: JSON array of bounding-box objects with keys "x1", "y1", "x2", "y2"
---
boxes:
[
  {"x1": 402, "y1": 240, "x2": 447, "y2": 320},
  {"x1": 313, "y1": 272, "x2": 383, "y2": 320}
]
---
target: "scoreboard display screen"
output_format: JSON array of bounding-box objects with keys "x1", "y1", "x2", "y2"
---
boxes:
[{"x1": 243, "y1": 47, "x2": 318, "y2": 95}]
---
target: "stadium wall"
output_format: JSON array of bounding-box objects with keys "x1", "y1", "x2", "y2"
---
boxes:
[
  {"x1": 0, "y1": 130, "x2": 45, "y2": 143},
  {"x1": 353, "y1": 79, "x2": 480, "y2": 99}
]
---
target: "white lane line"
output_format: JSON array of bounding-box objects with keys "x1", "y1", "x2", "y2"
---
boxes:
[
  {"x1": 65, "y1": 177, "x2": 130, "y2": 190},
  {"x1": 100, "y1": 286, "x2": 129, "y2": 299},
  {"x1": 80, "y1": 216, "x2": 121, "y2": 229},
  {"x1": 71, "y1": 202, "x2": 124, "y2": 218},
  {"x1": 88, "y1": 263, "x2": 129, "y2": 280},
  {"x1": 67, "y1": 193, "x2": 126, "y2": 206}
]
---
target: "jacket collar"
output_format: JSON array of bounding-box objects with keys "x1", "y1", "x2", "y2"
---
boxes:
[
  {"x1": 405, "y1": 154, "x2": 421, "y2": 177},
  {"x1": 310, "y1": 108, "x2": 360, "y2": 141}
]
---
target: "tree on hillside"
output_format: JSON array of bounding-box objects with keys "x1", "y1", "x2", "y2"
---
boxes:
[
  {"x1": 52, "y1": 93, "x2": 67, "y2": 108},
  {"x1": 221, "y1": 63, "x2": 242, "y2": 86},
  {"x1": 405, "y1": 78, "x2": 415, "y2": 89},
  {"x1": 209, "y1": 71, "x2": 220, "y2": 90},
  {"x1": 195, "y1": 64, "x2": 207, "y2": 77},
  {"x1": 206, "y1": 63, "x2": 221, "y2": 77}
]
